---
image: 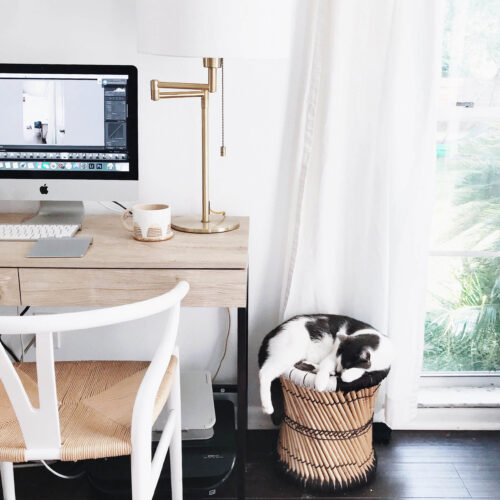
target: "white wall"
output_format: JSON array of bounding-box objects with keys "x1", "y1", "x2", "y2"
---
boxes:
[{"x1": 0, "y1": 0, "x2": 301, "y2": 427}]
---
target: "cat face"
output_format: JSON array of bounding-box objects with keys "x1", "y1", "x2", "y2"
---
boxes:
[{"x1": 336, "y1": 334, "x2": 377, "y2": 372}]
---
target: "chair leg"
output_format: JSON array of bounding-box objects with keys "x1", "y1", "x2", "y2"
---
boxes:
[
  {"x1": 131, "y1": 350, "x2": 183, "y2": 500},
  {"x1": 131, "y1": 441, "x2": 151, "y2": 500},
  {"x1": 168, "y1": 362, "x2": 183, "y2": 500},
  {"x1": 0, "y1": 462, "x2": 15, "y2": 500}
]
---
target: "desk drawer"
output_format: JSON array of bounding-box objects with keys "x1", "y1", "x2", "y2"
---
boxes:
[
  {"x1": 0, "y1": 269, "x2": 20, "y2": 305},
  {"x1": 19, "y1": 268, "x2": 247, "y2": 308}
]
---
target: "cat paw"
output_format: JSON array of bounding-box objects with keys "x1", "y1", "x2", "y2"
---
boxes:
[
  {"x1": 341, "y1": 368, "x2": 364, "y2": 383},
  {"x1": 325, "y1": 376, "x2": 337, "y2": 392},
  {"x1": 262, "y1": 403, "x2": 274, "y2": 415},
  {"x1": 314, "y1": 372, "x2": 329, "y2": 392}
]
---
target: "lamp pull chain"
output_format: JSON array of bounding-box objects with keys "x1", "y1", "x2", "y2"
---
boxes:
[{"x1": 220, "y1": 58, "x2": 226, "y2": 157}]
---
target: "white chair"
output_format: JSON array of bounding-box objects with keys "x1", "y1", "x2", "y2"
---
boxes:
[{"x1": 0, "y1": 280, "x2": 189, "y2": 500}]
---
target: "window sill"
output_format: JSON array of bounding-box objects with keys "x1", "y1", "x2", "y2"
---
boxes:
[
  {"x1": 402, "y1": 406, "x2": 500, "y2": 430},
  {"x1": 418, "y1": 386, "x2": 500, "y2": 408},
  {"x1": 396, "y1": 385, "x2": 500, "y2": 430}
]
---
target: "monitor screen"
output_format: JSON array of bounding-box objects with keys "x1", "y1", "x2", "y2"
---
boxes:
[{"x1": 0, "y1": 64, "x2": 137, "y2": 180}]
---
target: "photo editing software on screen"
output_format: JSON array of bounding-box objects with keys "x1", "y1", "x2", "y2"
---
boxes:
[{"x1": 0, "y1": 73, "x2": 130, "y2": 173}]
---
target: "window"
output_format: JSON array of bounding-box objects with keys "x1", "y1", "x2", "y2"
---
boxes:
[{"x1": 424, "y1": 0, "x2": 500, "y2": 374}]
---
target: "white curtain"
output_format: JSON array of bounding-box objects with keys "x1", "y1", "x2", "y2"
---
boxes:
[{"x1": 281, "y1": 0, "x2": 444, "y2": 428}]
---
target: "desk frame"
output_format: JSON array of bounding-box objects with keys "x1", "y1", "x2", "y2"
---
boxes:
[{"x1": 237, "y1": 282, "x2": 249, "y2": 499}]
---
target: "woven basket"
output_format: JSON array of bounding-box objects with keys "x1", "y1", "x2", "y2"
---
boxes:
[{"x1": 277, "y1": 375, "x2": 380, "y2": 492}]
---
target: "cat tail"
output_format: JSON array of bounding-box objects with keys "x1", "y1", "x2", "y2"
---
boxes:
[{"x1": 270, "y1": 378, "x2": 284, "y2": 425}]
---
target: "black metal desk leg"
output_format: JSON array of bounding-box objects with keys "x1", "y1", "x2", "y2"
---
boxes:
[{"x1": 237, "y1": 305, "x2": 248, "y2": 499}]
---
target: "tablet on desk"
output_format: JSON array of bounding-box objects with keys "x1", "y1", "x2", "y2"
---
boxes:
[{"x1": 28, "y1": 237, "x2": 93, "y2": 258}]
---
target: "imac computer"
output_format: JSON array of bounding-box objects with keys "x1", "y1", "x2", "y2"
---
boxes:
[{"x1": 0, "y1": 64, "x2": 138, "y2": 235}]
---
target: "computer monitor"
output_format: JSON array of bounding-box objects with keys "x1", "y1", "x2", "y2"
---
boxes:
[{"x1": 0, "y1": 64, "x2": 138, "y2": 224}]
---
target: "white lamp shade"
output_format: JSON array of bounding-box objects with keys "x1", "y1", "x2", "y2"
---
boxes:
[{"x1": 137, "y1": 0, "x2": 295, "y2": 59}]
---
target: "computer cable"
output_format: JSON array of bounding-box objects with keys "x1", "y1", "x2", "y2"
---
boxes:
[
  {"x1": 14, "y1": 305, "x2": 85, "y2": 480},
  {"x1": 40, "y1": 460, "x2": 86, "y2": 480},
  {"x1": 112, "y1": 201, "x2": 127, "y2": 210},
  {"x1": 98, "y1": 201, "x2": 125, "y2": 213},
  {"x1": 18, "y1": 306, "x2": 30, "y2": 362},
  {"x1": 16, "y1": 305, "x2": 85, "y2": 480},
  {"x1": 0, "y1": 338, "x2": 19, "y2": 363},
  {"x1": 0, "y1": 306, "x2": 30, "y2": 363},
  {"x1": 212, "y1": 308, "x2": 231, "y2": 383}
]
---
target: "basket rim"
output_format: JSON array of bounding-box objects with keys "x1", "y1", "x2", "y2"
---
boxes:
[
  {"x1": 281, "y1": 366, "x2": 389, "y2": 393},
  {"x1": 280, "y1": 376, "x2": 381, "y2": 404}
]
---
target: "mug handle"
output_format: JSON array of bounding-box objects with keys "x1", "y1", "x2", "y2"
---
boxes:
[{"x1": 121, "y1": 209, "x2": 134, "y2": 232}]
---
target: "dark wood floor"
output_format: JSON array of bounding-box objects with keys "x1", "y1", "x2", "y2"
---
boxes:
[{"x1": 6, "y1": 430, "x2": 500, "y2": 499}]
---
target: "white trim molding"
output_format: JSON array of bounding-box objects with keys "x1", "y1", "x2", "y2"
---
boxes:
[{"x1": 400, "y1": 407, "x2": 500, "y2": 431}]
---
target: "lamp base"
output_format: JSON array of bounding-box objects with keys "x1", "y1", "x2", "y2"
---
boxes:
[{"x1": 172, "y1": 214, "x2": 240, "y2": 234}]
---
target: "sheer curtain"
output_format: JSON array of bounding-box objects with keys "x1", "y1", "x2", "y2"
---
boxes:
[{"x1": 281, "y1": 0, "x2": 444, "y2": 427}]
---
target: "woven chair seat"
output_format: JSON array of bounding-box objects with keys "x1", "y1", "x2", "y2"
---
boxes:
[{"x1": 0, "y1": 358, "x2": 177, "y2": 463}]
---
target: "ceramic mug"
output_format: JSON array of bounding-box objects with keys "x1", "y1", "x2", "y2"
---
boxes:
[{"x1": 121, "y1": 203, "x2": 174, "y2": 242}]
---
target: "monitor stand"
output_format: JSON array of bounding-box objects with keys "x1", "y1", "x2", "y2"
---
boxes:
[{"x1": 26, "y1": 201, "x2": 84, "y2": 227}]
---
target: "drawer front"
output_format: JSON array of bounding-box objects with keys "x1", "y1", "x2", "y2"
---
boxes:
[
  {"x1": 0, "y1": 269, "x2": 20, "y2": 306},
  {"x1": 19, "y1": 268, "x2": 247, "y2": 307}
]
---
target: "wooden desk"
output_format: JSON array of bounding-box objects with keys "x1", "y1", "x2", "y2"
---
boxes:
[{"x1": 0, "y1": 213, "x2": 249, "y2": 498}]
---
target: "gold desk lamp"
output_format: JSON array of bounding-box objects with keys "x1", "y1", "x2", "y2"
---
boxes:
[
  {"x1": 138, "y1": 0, "x2": 294, "y2": 234},
  {"x1": 150, "y1": 58, "x2": 237, "y2": 233}
]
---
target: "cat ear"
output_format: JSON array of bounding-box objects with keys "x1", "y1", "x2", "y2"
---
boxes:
[
  {"x1": 337, "y1": 333, "x2": 348, "y2": 342},
  {"x1": 360, "y1": 350, "x2": 371, "y2": 362}
]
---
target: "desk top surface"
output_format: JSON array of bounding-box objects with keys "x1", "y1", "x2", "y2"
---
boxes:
[{"x1": 0, "y1": 214, "x2": 249, "y2": 269}]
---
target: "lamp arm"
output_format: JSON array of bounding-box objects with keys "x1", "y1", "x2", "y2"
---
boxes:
[
  {"x1": 156, "y1": 90, "x2": 205, "y2": 100},
  {"x1": 151, "y1": 58, "x2": 221, "y2": 100},
  {"x1": 157, "y1": 81, "x2": 209, "y2": 90},
  {"x1": 151, "y1": 80, "x2": 207, "y2": 101}
]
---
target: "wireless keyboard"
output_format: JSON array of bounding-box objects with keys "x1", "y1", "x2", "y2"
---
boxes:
[{"x1": 0, "y1": 224, "x2": 80, "y2": 241}]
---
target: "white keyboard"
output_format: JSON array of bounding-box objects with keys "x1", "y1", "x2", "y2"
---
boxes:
[{"x1": 0, "y1": 224, "x2": 80, "y2": 241}]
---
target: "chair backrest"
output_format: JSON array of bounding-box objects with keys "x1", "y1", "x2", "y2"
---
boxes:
[{"x1": 0, "y1": 281, "x2": 189, "y2": 459}]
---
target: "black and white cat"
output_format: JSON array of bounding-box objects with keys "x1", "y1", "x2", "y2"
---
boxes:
[{"x1": 258, "y1": 315, "x2": 392, "y2": 415}]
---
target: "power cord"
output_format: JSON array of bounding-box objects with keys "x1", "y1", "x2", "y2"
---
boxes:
[
  {"x1": 210, "y1": 208, "x2": 226, "y2": 217},
  {"x1": 112, "y1": 201, "x2": 127, "y2": 210},
  {"x1": 0, "y1": 306, "x2": 30, "y2": 363},
  {"x1": 212, "y1": 308, "x2": 231, "y2": 383},
  {"x1": 40, "y1": 460, "x2": 86, "y2": 480},
  {"x1": 6, "y1": 304, "x2": 84, "y2": 481},
  {"x1": 107, "y1": 201, "x2": 226, "y2": 221},
  {"x1": 98, "y1": 201, "x2": 125, "y2": 214},
  {"x1": 0, "y1": 339, "x2": 19, "y2": 363}
]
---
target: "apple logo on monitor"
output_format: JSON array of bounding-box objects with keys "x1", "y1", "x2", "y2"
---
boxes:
[{"x1": 40, "y1": 184, "x2": 48, "y2": 195}]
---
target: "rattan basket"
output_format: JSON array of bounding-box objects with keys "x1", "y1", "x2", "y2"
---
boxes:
[{"x1": 277, "y1": 375, "x2": 381, "y2": 492}]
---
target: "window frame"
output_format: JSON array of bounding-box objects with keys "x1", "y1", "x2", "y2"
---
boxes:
[{"x1": 423, "y1": 0, "x2": 500, "y2": 383}]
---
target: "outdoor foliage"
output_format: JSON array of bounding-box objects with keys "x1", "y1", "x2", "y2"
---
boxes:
[
  {"x1": 424, "y1": 0, "x2": 500, "y2": 372},
  {"x1": 425, "y1": 127, "x2": 500, "y2": 372},
  {"x1": 424, "y1": 258, "x2": 500, "y2": 371},
  {"x1": 426, "y1": 120, "x2": 500, "y2": 372}
]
